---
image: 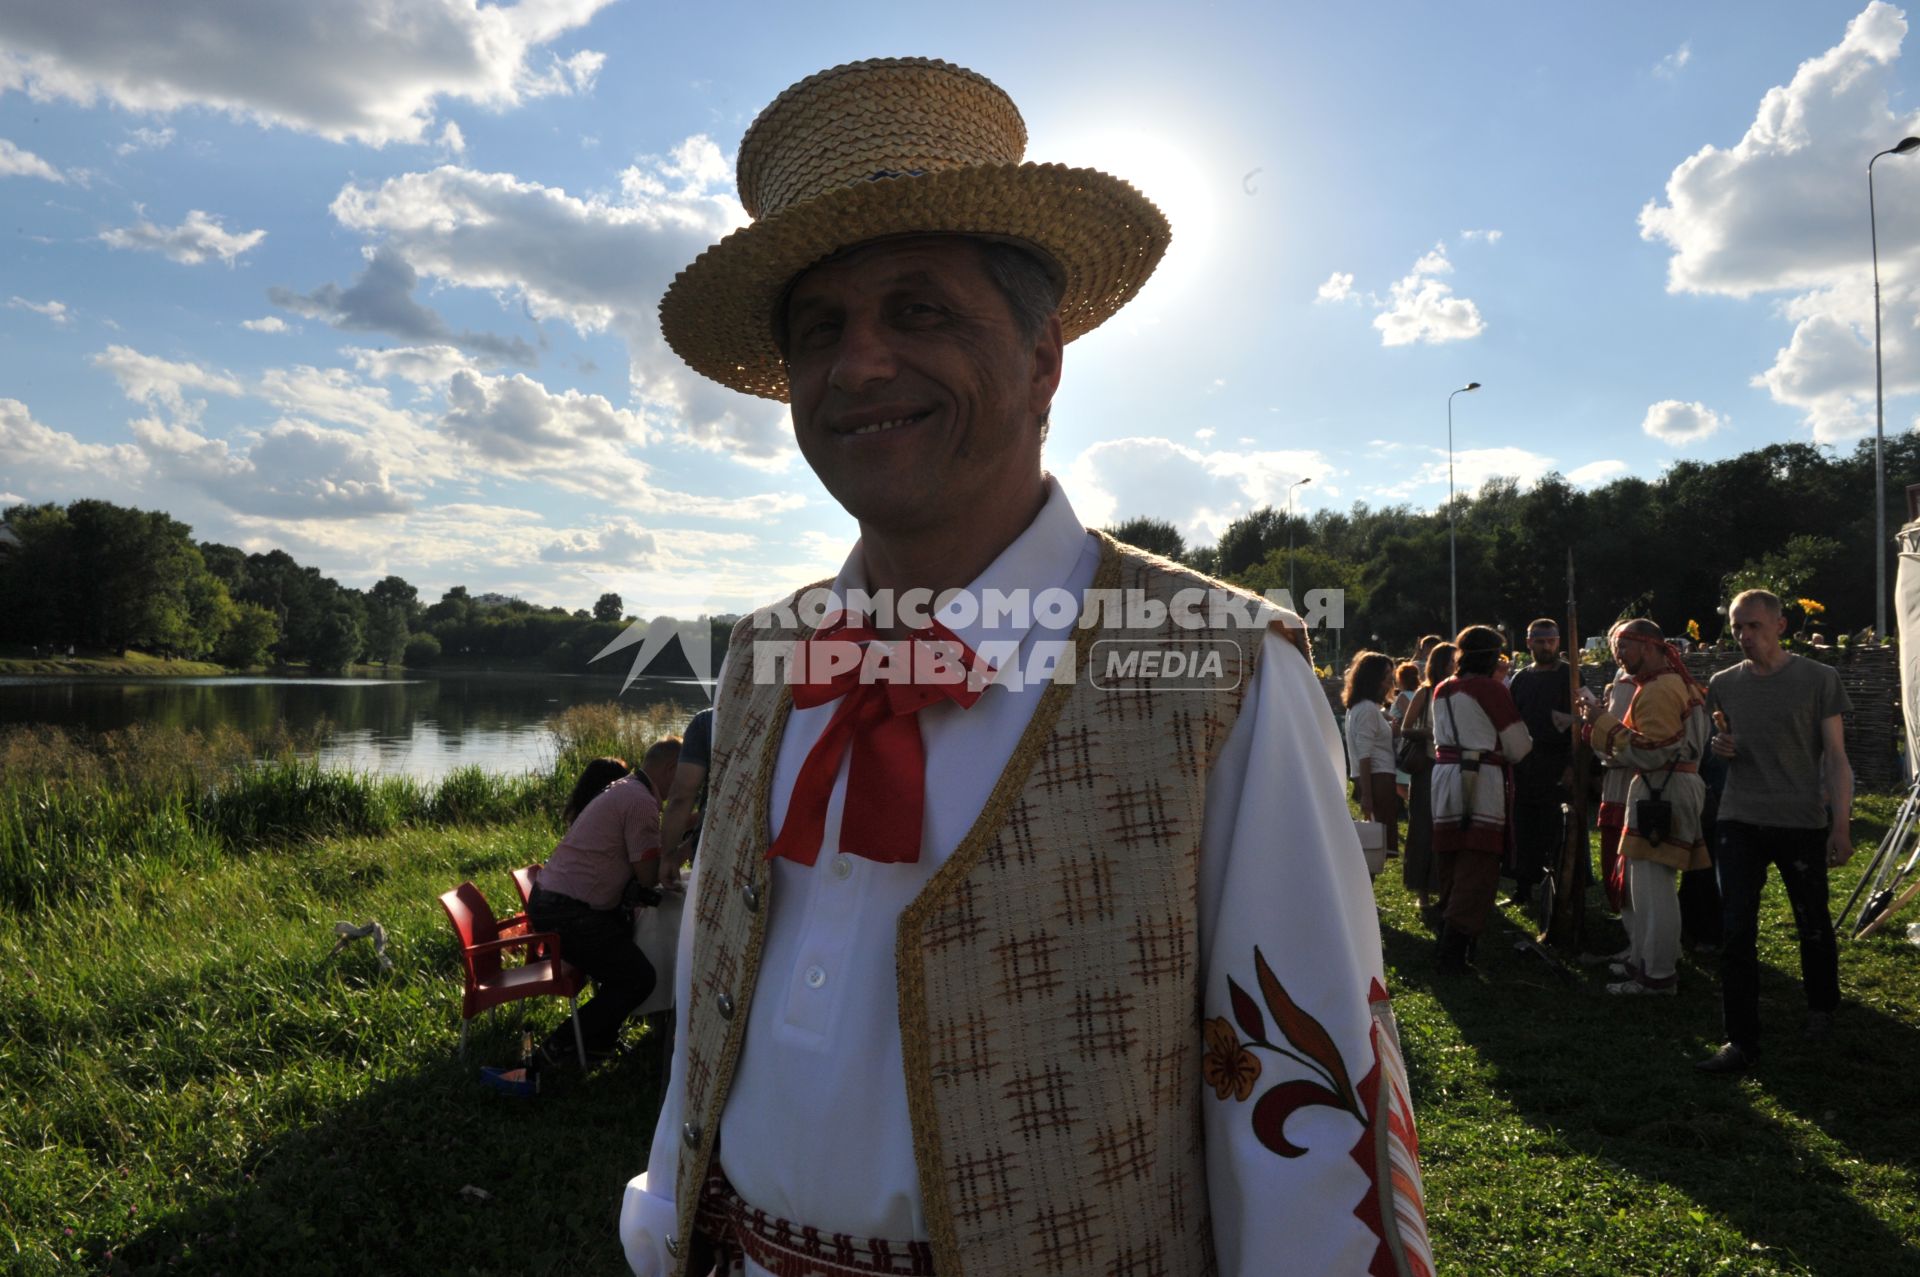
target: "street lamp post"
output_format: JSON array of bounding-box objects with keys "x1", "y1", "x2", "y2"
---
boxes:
[
  {"x1": 1869, "y1": 137, "x2": 1919, "y2": 643},
  {"x1": 1447, "y1": 381, "x2": 1482, "y2": 638},
  {"x1": 1287, "y1": 476, "x2": 1313, "y2": 607}
]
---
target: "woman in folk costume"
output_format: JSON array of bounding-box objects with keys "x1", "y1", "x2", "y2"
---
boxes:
[
  {"x1": 1575, "y1": 619, "x2": 1712, "y2": 995},
  {"x1": 1400, "y1": 642, "x2": 1455, "y2": 925},
  {"x1": 1430, "y1": 626, "x2": 1533, "y2": 972},
  {"x1": 620, "y1": 57, "x2": 1433, "y2": 1277}
]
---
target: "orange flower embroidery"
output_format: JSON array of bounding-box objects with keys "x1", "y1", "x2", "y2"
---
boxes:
[{"x1": 1203, "y1": 1015, "x2": 1263, "y2": 1101}]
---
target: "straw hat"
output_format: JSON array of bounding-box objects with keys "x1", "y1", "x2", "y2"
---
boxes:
[{"x1": 658, "y1": 57, "x2": 1171, "y2": 401}]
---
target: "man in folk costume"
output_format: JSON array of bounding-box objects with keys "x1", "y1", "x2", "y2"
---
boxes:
[
  {"x1": 619, "y1": 58, "x2": 1432, "y2": 1277},
  {"x1": 1575, "y1": 620, "x2": 1712, "y2": 996},
  {"x1": 1429, "y1": 625, "x2": 1533, "y2": 973}
]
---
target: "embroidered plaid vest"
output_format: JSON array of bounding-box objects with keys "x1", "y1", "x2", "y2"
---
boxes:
[{"x1": 670, "y1": 535, "x2": 1296, "y2": 1277}]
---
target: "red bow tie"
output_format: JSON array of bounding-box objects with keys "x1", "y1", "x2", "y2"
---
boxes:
[{"x1": 766, "y1": 615, "x2": 989, "y2": 867}]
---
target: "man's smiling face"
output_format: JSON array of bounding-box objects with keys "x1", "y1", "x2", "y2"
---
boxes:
[{"x1": 781, "y1": 236, "x2": 1060, "y2": 540}]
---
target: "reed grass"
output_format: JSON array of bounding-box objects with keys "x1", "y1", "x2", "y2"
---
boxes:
[{"x1": 0, "y1": 703, "x2": 689, "y2": 912}]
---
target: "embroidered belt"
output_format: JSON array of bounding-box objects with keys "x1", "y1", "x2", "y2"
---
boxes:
[
  {"x1": 1637, "y1": 761, "x2": 1699, "y2": 775},
  {"x1": 695, "y1": 1168, "x2": 935, "y2": 1277}
]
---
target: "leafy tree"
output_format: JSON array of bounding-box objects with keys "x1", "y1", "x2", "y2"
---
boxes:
[
  {"x1": 364, "y1": 599, "x2": 410, "y2": 666},
  {"x1": 369, "y1": 574, "x2": 422, "y2": 626},
  {"x1": 403, "y1": 632, "x2": 442, "y2": 667},
  {"x1": 1215, "y1": 507, "x2": 1289, "y2": 578},
  {"x1": 215, "y1": 602, "x2": 280, "y2": 668},
  {"x1": 424, "y1": 585, "x2": 473, "y2": 628},
  {"x1": 1236, "y1": 545, "x2": 1367, "y2": 621},
  {"x1": 593, "y1": 592, "x2": 625, "y2": 623},
  {"x1": 1723, "y1": 535, "x2": 1845, "y2": 609},
  {"x1": 309, "y1": 605, "x2": 365, "y2": 673},
  {"x1": 1104, "y1": 517, "x2": 1186, "y2": 561}
]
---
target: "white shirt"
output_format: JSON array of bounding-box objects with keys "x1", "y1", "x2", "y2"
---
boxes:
[
  {"x1": 621, "y1": 478, "x2": 1424, "y2": 1276},
  {"x1": 1345, "y1": 700, "x2": 1396, "y2": 778}
]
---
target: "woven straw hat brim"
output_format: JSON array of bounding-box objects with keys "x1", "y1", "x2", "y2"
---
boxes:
[{"x1": 659, "y1": 161, "x2": 1170, "y2": 402}]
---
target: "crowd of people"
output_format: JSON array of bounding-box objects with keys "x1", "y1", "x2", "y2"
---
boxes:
[{"x1": 1341, "y1": 588, "x2": 1856, "y2": 1073}]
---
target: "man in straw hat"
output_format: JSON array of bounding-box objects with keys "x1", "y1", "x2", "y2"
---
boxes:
[{"x1": 620, "y1": 58, "x2": 1431, "y2": 1277}]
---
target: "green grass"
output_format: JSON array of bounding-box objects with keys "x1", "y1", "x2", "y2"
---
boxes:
[
  {"x1": 1382, "y1": 790, "x2": 1920, "y2": 1275},
  {"x1": 2, "y1": 769, "x2": 1915, "y2": 1275},
  {"x1": 0, "y1": 651, "x2": 228, "y2": 677}
]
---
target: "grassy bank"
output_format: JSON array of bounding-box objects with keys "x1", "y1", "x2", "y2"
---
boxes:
[
  {"x1": 0, "y1": 651, "x2": 227, "y2": 678},
  {"x1": 2, "y1": 757, "x2": 1915, "y2": 1273},
  {"x1": 0, "y1": 706, "x2": 683, "y2": 912}
]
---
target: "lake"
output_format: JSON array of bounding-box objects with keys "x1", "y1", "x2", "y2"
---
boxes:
[{"x1": 0, "y1": 671, "x2": 705, "y2": 781}]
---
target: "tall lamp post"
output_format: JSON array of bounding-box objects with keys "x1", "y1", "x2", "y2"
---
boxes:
[
  {"x1": 1287, "y1": 476, "x2": 1313, "y2": 607},
  {"x1": 1447, "y1": 381, "x2": 1482, "y2": 638},
  {"x1": 1869, "y1": 137, "x2": 1919, "y2": 643}
]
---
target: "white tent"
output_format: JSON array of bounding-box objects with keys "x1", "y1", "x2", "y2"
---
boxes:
[{"x1": 1897, "y1": 520, "x2": 1920, "y2": 769}]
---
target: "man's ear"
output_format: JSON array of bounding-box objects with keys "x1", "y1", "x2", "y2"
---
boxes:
[{"x1": 1029, "y1": 313, "x2": 1064, "y2": 418}]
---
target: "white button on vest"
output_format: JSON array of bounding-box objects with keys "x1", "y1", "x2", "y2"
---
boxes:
[
  {"x1": 832, "y1": 854, "x2": 853, "y2": 880},
  {"x1": 804, "y1": 964, "x2": 827, "y2": 989}
]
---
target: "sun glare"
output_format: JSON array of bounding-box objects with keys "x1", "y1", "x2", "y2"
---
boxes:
[{"x1": 1038, "y1": 122, "x2": 1221, "y2": 292}]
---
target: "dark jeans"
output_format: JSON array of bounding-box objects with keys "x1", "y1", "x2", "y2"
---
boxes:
[
  {"x1": 528, "y1": 887, "x2": 656, "y2": 1056},
  {"x1": 1715, "y1": 821, "x2": 1839, "y2": 1053},
  {"x1": 1508, "y1": 753, "x2": 1566, "y2": 891},
  {"x1": 1510, "y1": 797, "x2": 1563, "y2": 891}
]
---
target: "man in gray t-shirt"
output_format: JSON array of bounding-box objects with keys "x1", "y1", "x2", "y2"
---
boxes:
[{"x1": 1695, "y1": 590, "x2": 1855, "y2": 1075}]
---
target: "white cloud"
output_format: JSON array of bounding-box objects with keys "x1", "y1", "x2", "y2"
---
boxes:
[
  {"x1": 437, "y1": 120, "x2": 465, "y2": 155},
  {"x1": 1380, "y1": 445, "x2": 1557, "y2": 502},
  {"x1": 100, "y1": 207, "x2": 265, "y2": 265},
  {"x1": 8, "y1": 296, "x2": 69, "y2": 325},
  {"x1": 439, "y1": 368, "x2": 799, "y2": 517},
  {"x1": 91, "y1": 344, "x2": 244, "y2": 418},
  {"x1": 0, "y1": 136, "x2": 63, "y2": 181},
  {"x1": 1064, "y1": 436, "x2": 1334, "y2": 542},
  {"x1": 0, "y1": 397, "x2": 145, "y2": 484},
  {"x1": 327, "y1": 142, "x2": 796, "y2": 465},
  {"x1": 113, "y1": 125, "x2": 174, "y2": 156},
  {"x1": 1641, "y1": 2, "x2": 1920, "y2": 440},
  {"x1": 540, "y1": 517, "x2": 658, "y2": 565},
  {"x1": 1373, "y1": 242, "x2": 1487, "y2": 347},
  {"x1": 240, "y1": 315, "x2": 288, "y2": 333},
  {"x1": 1655, "y1": 41, "x2": 1693, "y2": 78},
  {"x1": 1460, "y1": 228, "x2": 1504, "y2": 244},
  {"x1": 1641, "y1": 398, "x2": 1727, "y2": 444},
  {"x1": 130, "y1": 415, "x2": 411, "y2": 518},
  {"x1": 346, "y1": 344, "x2": 478, "y2": 385},
  {"x1": 1315, "y1": 271, "x2": 1355, "y2": 303},
  {"x1": 0, "y1": 0, "x2": 616, "y2": 147},
  {"x1": 1566, "y1": 459, "x2": 1631, "y2": 487}
]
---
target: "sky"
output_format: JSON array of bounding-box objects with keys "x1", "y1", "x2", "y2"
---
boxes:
[{"x1": 3, "y1": 1, "x2": 1920, "y2": 618}]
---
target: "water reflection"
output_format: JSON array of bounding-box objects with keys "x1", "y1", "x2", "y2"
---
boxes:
[{"x1": 0, "y1": 672, "x2": 700, "y2": 781}]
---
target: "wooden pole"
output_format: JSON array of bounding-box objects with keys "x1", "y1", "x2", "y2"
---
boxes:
[{"x1": 1544, "y1": 549, "x2": 1589, "y2": 950}]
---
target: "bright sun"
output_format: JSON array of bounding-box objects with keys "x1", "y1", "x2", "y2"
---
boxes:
[{"x1": 1037, "y1": 123, "x2": 1221, "y2": 288}]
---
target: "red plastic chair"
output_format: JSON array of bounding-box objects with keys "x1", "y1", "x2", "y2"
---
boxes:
[
  {"x1": 511, "y1": 864, "x2": 539, "y2": 910},
  {"x1": 438, "y1": 881, "x2": 586, "y2": 1067}
]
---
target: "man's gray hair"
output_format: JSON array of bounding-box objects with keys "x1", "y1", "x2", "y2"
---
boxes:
[
  {"x1": 976, "y1": 239, "x2": 1063, "y2": 437},
  {"x1": 1728, "y1": 589, "x2": 1783, "y2": 619},
  {"x1": 975, "y1": 239, "x2": 1062, "y2": 345}
]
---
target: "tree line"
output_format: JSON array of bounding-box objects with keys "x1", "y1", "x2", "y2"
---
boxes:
[
  {"x1": 4, "y1": 434, "x2": 1907, "y2": 671},
  {"x1": 1104, "y1": 435, "x2": 1915, "y2": 651},
  {"x1": 0, "y1": 498, "x2": 716, "y2": 675}
]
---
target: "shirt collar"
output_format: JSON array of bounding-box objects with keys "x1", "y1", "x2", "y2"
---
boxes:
[{"x1": 827, "y1": 475, "x2": 1091, "y2": 656}]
